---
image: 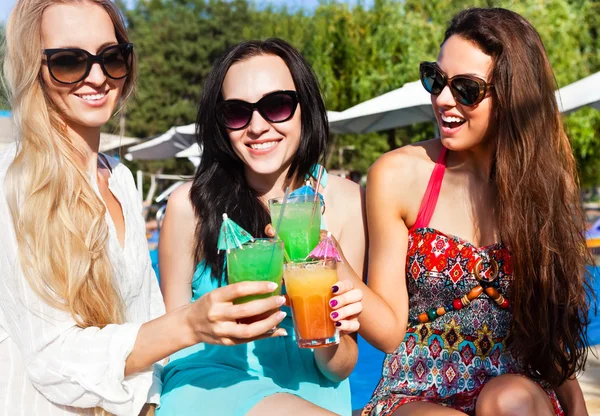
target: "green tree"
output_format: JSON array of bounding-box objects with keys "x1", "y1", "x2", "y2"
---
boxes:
[
  {"x1": 124, "y1": 0, "x2": 254, "y2": 138},
  {"x1": 0, "y1": 24, "x2": 9, "y2": 110},
  {"x1": 119, "y1": 0, "x2": 256, "y2": 178},
  {"x1": 118, "y1": 0, "x2": 599, "y2": 185}
]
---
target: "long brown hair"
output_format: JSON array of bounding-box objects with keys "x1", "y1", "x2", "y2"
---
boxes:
[{"x1": 444, "y1": 8, "x2": 593, "y2": 388}]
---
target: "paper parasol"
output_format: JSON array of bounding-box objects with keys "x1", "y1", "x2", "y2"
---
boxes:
[
  {"x1": 307, "y1": 232, "x2": 342, "y2": 262},
  {"x1": 217, "y1": 213, "x2": 253, "y2": 253},
  {"x1": 289, "y1": 185, "x2": 325, "y2": 207}
]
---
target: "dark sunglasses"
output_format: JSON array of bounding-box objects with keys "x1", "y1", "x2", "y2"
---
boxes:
[
  {"x1": 216, "y1": 90, "x2": 299, "y2": 130},
  {"x1": 43, "y1": 43, "x2": 133, "y2": 85},
  {"x1": 419, "y1": 61, "x2": 493, "y2": 107}
]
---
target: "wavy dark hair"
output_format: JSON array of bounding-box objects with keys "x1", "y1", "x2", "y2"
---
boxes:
[
  {"x1": 444, "y1": 8, "x2": 593, "y2": 387},
  {"x1": 190, "y1": 38, "x2": 329, "y2": 283}
]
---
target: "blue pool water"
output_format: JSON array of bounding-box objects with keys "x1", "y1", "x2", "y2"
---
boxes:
[
  {"x1": 586, "y1": 266, "x2": 600, "y2": 346},
  {"x1": 349, "y1": 336, "x2": 385, "y2": 410},
  {"x1": 150, "y1": 249, "x2": 160, "y2": 283},
  {"x1": 149, "y1": 248, "x2": 600, "y2": 410}
]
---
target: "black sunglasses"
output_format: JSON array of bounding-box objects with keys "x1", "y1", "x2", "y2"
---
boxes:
[
  {"x1": 216, "y1": 90, "x2": 299, "y2": 130},
  {"x1": 419, "y1": 61, "x2": 493, "y2": 107},
  {"x1": 43, "y1": 43, "x2": 134, "y2": 85}
]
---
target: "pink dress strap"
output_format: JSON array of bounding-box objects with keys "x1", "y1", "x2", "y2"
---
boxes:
[{"x1": 410, "y1": 147, "x2": 448, "y2": 231}]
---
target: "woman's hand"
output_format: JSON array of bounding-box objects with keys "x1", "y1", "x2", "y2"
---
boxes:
[
  {"x1": 186, "y1": 281, "x2": 288, "y2": 346},
  {"x1": 319, "y1": 232, "x2": 362, "y2": 335},
  {"x1": 329, "y1": 278, "x2": 363, "y2": 336},
  {"x1": 265, "y1": 224, "x2": 362, "y2": 334}
]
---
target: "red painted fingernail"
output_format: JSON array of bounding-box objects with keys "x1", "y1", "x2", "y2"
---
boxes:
[
  {"x1": 335, "y1": 322, "x2": 342, "y2": 327},
  {"x1": 330, "y1": 299, "x2": 338, "y2": 307},
  {"x1": 332, "y1": 285, "x2": 339, "y2": 293},
  {"x1": 331, "y1": 312, "x2": 339, "y2": 319}
]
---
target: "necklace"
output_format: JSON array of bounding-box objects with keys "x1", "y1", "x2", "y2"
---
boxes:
[{"x1": 409, "y1": 254, "x2": 509, "y2": 326}]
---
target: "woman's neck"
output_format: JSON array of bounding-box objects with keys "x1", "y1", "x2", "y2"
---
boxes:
[
  {"x1": 65, "y1": 122, "x2": 102, "y2": 173},
  {"x1": 245, "y1": 164, "x2": 300, "y2": 202},
  {"x1": 448, "y1": 140, "x2": 495, "y2": 180}
]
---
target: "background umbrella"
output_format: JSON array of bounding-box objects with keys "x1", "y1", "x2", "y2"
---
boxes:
[{"x1": 218, "y1": 213, "x2": 253, "y2": 253}]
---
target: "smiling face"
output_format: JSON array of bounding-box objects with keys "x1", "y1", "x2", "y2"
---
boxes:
[
  {"x1": 40, "y1": 2, "x2": 126, "y2": 133},
  {"x1": 433, "y1": 35, "x2": 494, "y2": 152},
  {"x1": 221, "y1": 54, "x2": 301, "y2": 177}
]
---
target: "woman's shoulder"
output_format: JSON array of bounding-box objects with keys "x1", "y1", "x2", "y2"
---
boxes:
[
  {"x1": 323, "y1": 174, "x2": 364, "y2": 232},
  {"x1": 326, "y1": 173, "x2": 361, "y2": 195},
  {"x1": 165, "y1": 181, "x2": 196, "y2": 223},
  {"x1": 325, "y1": 174, "x2": 362, "y2": 208},
  {"x1": 371, "y1": 139, "x2": 441, "y2": 173},
  {"x1": 368, "y1": 139, "x2": 442, "y2": 187}
]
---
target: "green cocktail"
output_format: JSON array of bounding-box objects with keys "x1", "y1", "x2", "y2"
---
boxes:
[
  {"x1": 227, "y1": 238, "x2": 284, "y2": 304},
  {"x1": 269, "y1": 195, "x2": 321, "y2": 261}
]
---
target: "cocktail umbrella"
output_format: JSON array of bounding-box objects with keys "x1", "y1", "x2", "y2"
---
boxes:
[
  {"x1": 289, "y1": 185, "x2": 325, "y2": 207},
  {"x1": 218, "y1": 213, "x2": 253, "y2": 253},
  {"x1": 307, "y1": 232, "x2": 342, "y2": 262}
]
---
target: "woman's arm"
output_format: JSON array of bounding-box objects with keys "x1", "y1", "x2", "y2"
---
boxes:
[
  {"x1": 312, "y1": 178, "x2": 365, "y2": 381},
  {"x1": 0, "y1": 210, "x2": 286, "y2": 414},
  {"x1": 313, "y1": 334, "x2": 358, "y2": 382},
  {"x1": 316, "y1": 153, "x2": 414, "y2": 354},
  {"x1": 159, "y1": 183, "x2": 196, "y2": 312},
  {"x1": 359, "y1": 152, "x2": 413, "y2": 352},
  {"x1": 555, "y1": 378, "x2": 588, "y2": 416}
]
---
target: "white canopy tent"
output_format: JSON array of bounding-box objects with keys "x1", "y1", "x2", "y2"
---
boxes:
[
  {"x1": 125, "y1": 123, "x2": 196, "y2": 161},
  {"x1": 327, "y1": 110, "x2": 344, "y2": 123},
  {"x1": 175, "y1": 143, "x2": 202, "y2": 168},
  {"x1": 99, "y1": 133, "x2": 140, "y2": 152},
  {"x1": 175, "y1": 142, "x2": 202, "y2": 158},
  {"x1": 556, "y1": 71, "x2": 600, "y2": 114},
  {"x1": 328, "y1": 80, "x2": 435, "y2": 134}
]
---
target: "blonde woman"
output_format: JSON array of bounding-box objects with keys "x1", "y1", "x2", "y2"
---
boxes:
[{"x1": 0, "y1": 1, "x2": 290, "y2": 415}]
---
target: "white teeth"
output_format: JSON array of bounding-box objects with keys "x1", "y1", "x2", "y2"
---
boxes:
[
  {"x1": 250, "y1": 141, "x2": 277, "y2": 150},
  {"x1": 79, "y1": 93, "x2": 106, "y2": 101},
  {"x1": 441, "y1": 114, "x2": 465, "y2": 123}
]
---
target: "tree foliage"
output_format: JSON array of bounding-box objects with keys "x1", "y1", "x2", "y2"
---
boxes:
[{"x1": 0, "y1": 24, "x2": 8, "y2": 110}]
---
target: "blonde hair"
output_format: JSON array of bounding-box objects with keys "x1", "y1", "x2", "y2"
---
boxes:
[{"x1": 3, "y1": 0, "x2": 136, "y2": 332}]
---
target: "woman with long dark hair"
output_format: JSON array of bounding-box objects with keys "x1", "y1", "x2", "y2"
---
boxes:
[
  {"x1": 358, "y1": 7, "x2": 592, "y2": 416},
  {"x1": 158, "y1": 38, "x2": 366, "y2": 415}
]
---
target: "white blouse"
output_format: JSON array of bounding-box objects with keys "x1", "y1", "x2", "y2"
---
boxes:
[{"x1": 0, "y1": 144, "x2": 166, "y2": 416}]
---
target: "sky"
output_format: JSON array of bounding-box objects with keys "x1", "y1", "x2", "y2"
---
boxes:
[{"x1": 0, "y1": 0, "x2": 371, "y2": 23}]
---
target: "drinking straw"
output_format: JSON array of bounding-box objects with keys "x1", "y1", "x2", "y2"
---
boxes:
[
  {"x1": 310, "y1": 165, "x2": 324, "y2": 226},
  {"x1": 273, "y1": 186, "x2": 292, "y2": 263}
]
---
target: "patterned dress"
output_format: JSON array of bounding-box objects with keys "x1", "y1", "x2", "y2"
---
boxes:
[{"x1": 363, "y1": 148, "x2": 563, "y2": 416}]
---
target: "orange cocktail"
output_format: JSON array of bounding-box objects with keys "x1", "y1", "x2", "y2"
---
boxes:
[{"x1": 284, "y1": 260, "x2": 339, "y2": 348}]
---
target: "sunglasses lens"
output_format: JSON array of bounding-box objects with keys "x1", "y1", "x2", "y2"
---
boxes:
[
  {"x1": 102, "y1": 45, "x2": 132, "y2": 79},
  {"x1": 48, "y1": 50, "x2": 88, "y2": 83},
  {"x1": 451, "y1": 78, "x2": 483, "y2": 106},
  {"x1": 259, "y1": 92, "x2": 296, "y2": 123},
  {"x1": 420, "y1": 64, "x2": 445, "y2": 95},
  {"x1": 220, "y1": 102, "x2": 252, "y2": 129}
]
